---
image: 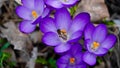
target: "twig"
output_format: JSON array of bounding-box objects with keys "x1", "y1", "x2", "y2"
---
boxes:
[
  {"x1": 26, "y1": 47, "x2": 38, "y2": 68},
  {"x1": 113, "y1": 48, "x2": 120, "y2": 68},
  {"x1": 40, "y1": 46, "x2": 50, "y2": 53}
]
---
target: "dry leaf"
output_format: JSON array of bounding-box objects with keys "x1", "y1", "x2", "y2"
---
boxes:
[
  {"x1": 0, "y1": 21, "x2": 33, "y2": 51},
  {"x1": 29, "y1": 31, "x2": 42, "y2": 43},
  {"x1": 75, "y1": 0, "x2": 109, "y2": 22},
  {"x1": 15, "y1": 0, "x2": 22, "y2": 5},
  {"x1": 0, "y1": 0, "x2": 6, "y2": 8}
]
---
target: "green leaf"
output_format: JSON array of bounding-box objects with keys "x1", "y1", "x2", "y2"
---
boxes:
[
  {"x1": 0, "y1": 51, "x2": 2, "y2": 57},
  {"x1": 97, "y1": 57, "x2": 102, "y2": 64},
  {"x1": 69, "y1": 5, "x2": 77, "y2": 16},
  {"x1": 2, "y1": 52, "x2": 11, "y2": 61},
  {"x1": 8, "y1": 61, "x2": 16, "y2": 68},
  {"x1": 48, "y1": 58, "x2": 57, "y2": 68},
  {"x1": 36, "y1": 57, "x2": 47, "y2": 65},
  {"x1": 0, "y1": 38, "x2": 7, "y2": 44},
  {"x1": 109, "y1": 48, "x2": 113, "y2": 52},
  {"x1": 0, "y1": 52, "x2": 11, "y2": 67},
  {"x1": 102, "y1": 18, "x2": 115, "y2": 26},
  {"x1": 0, "y1": 42, "x2": 10, "y2": 51}
]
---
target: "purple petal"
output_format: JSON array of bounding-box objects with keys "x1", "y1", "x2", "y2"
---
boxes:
[
  {"x1": 45, "y1": 0, "x2": 63, "y2": 8},
  {"x1": 92, "y1": 24, "x2": 107, "y2": 43},
  {"x1": 32, "y1": 16, "x2": 42, "y2": 24},
  {"x1": 42, "y1": 32, "x2": 61, "y2": 46},
  {"x1": 41, "y1": 8, "x2": 50, "y2": 18},
  {"x1": 76, "y1": 64, "x2": 87, "y2": 68},
  {"x1": 57, "y1": 63, "x2": 67, "y2": 68},
  {"x1": 34, "y1": 0, "x2": 44, "y2": 15},
  {"x1": 101, "y1": 34, "x2": 117, "y2": 49},
  {"x1": 55, "y1": 8, "x2": 71, "y2": 31},
  {"x1": 69, "y1": 43, "x2": 82, "y2": 55},
  {"x1": 60, "y1": 0, "x2": 78, "y2": 5},
  {"x1": 66, "y1": 66, "x2": 76, "y2": 68},
  {"x1": 21, "y1": 0, "x2": 34, "y2": 9},
  {"x1": 19, "y1": 20, "x2": 36, "y2": 33},
  {"x1": 40, "y1": 17, "x2": 56, "y2": 33},
  {"x1": 83, "y1": 52, "x2": 96, "y2": 66},
  {"x1": 69, "y1": 30, "x2": 82, "y2": 41},
  {"x1": 75, "y1": 52, "x2": 83, "y2": 64},
  {"x1": 69, "y1": 12, "x2": 90, "y2": 34},
  {"x1": 94, "y1": 47, "x2": 108, "y2": 56},
  {"x1": 55, "y1": 43, "x2": 71, "y2": 53},
  {"x1": 84, "y1": 23, "x2": 95, "y2": 40},
  {"x1": 16, "y1": 6, "x2": 32, "y2": 20},
  {"x1": 57, "y1": 54, "x2": 71, "y2": 64},
  {"x1": 84, "y1": 39, "x2": 91, "y2": 50}
]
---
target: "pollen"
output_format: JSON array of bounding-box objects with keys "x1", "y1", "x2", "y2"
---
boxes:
[
  {"x1": 69, "y1": 57, "x2": 75, "y2": 64},
  {"x1": 92, "y1": 42, "x2": 100, "y2": 50},
  {"x1": 61, "y1": 29, "x2": 67, "y2": 35},
  {"x1": 32, "y1": 10, "x2": 38, "y2": 19}
]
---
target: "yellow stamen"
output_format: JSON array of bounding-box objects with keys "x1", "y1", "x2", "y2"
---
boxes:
[
  {"x1": 32, "y1": 10, "x2": 38, "y2": 19},
  {"x1": 70, "y1": 58, "x2": 75, "y2": 64},
  {"x1": 92, "y1": 42, "x2": 100, "y2": 49}
]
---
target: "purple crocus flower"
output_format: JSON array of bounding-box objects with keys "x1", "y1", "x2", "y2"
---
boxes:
[
  {"x1": 57, "y1": 43, "x2": 87, "y2": 68},
  {"x1": 83, "y1": 23, "x2": 117, "y2": 66},
  {"x1": 16, "y1": 0, "x2": 50, "y2": 33},
  {"x1": 45, "y1": 0, "x2": 78, "y2": 9},
  {"x1": 40, "y1": 8, "x2": 90, "y2": 53}
]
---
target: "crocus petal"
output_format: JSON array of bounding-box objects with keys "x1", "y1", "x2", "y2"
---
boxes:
[
  {"x1": 55, "y1": 43, "x2": 71, "y2": 53},
  {"x1": 69, "y1": 43, "x2": 82, "y2": 55},
  {"x1": 101, "y1": 34, "x2": 116, "y2": 49},
  {"x1": 42, "y1": 32, "x2": 61, "y2": 46},
  {"x1": 66, "y1": 66, "x2": 76, "y2": 68},
  {"x1": 84, "y1": 23, "x2": 95, "y2": 40},
  {"x1": 41, "y1": 8, "x2": 50, "y2": 18},
  {"x1": 55, "y1": 8, "x2": 71, "y2": 31},
  {"x1": 34, "y1": 0, "x2": 44, "y2": 15},
  {"x1": 57, "y1": 63, "x2": 67, "y2": 68},
  {"x1": 57, "y1": 54, "x2": 71, "y2": 64},
  {"x1": 70, "y1": 30, "x2": 82, "y2": 39},
  {"x1": 60, "y1": 0, "x2": 78, "y2": 5},
  {"x1": 19, "y1": 20, "x2": 36, "y2": 33},
  {"x1": 40, "y1": 17, "x2": 56, "y2": 33},
  {"x1": 69, "y1": 12, "x2": 90, "y2": 34},
  {"x1": 75, "y1": 52, "x2": 83, "y2": 64},
  {"x1": 76, "y1": 64, "x2": 87, "y2": 68},
  {"x1": 16, "y1": 6, "x2": 32, "y2": 20},
  {"x1": 94, "y1": 47, "x2": 108, "y2": 56},
  {"x1": 85, "y1": 40, "x2": 92, "y2": 52},
  {"x1": 32, "y1": 16, "x2": 41, "y2": 24},
  {"x1": 45, "y1": 0, "x2": 63, "y2": 8},
  {"x1": 83, "y1": 52, "x2": 96, "y2": 66},
  {"x1": 92, "y1": 24, "x2": 107, "y2": 43},
  {"x1": 21, "y1": 0, "x2": 34, "y2": 9}
]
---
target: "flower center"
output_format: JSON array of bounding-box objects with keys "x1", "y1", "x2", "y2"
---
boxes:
[
  {"x1": 91, "y1": 42, "x2": 100, "y2": 50},
  {"x1": 60, "y1": 0, "x2": 68, "y2": 2},
  {"x1": 32, "y1": 10, "x2": 38, "y2": 19},
  {"x1": 57, "y1": 29, "x2": 67, "y2": 41},
  {"x1": 64, "y1": 0, "x2": 68, "y2": 2},
  {"x1": 69, "y1": 57, "x2": 75, "y2": 64}
]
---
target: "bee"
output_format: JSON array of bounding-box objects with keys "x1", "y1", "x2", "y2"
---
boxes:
[{"x1": 57, "y1": 29, "x2": 67, "y2": 40}]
